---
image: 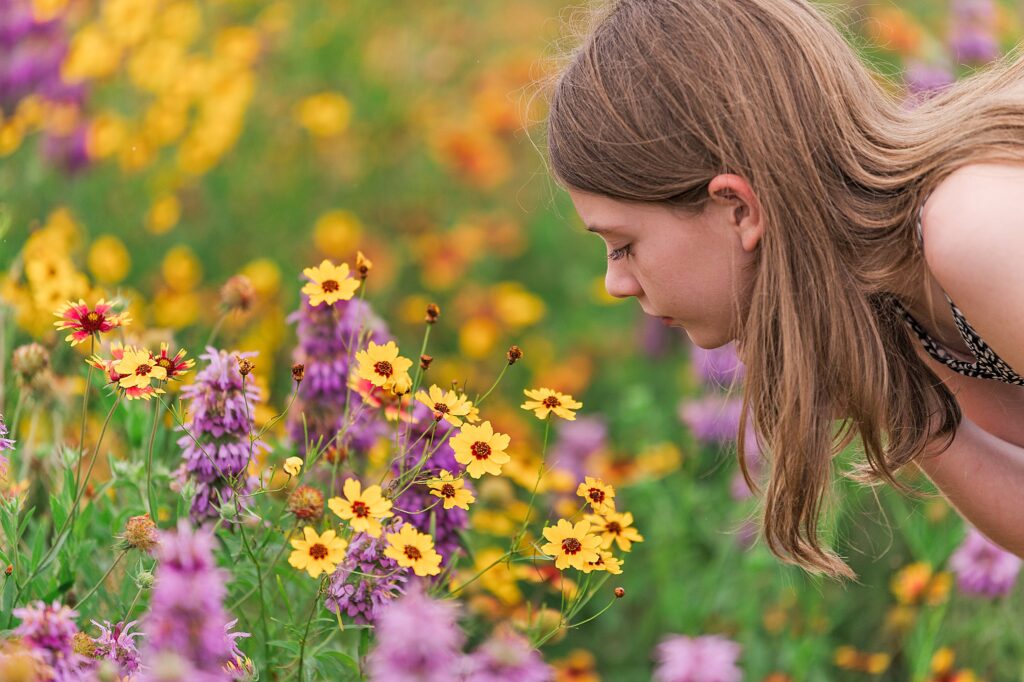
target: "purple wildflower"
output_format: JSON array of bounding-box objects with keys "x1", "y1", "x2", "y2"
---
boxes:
[
  {"x1": 949, "y1": 527, "x2": 1022, "y2": 598},
  {"x1": 689, "y1": 342, "x2": 745, "y2": 389},
  {"x1": 729, "y1": 425, "x2": 763, "y2": 501},
  {"x1": 0, "y1": 412, "x2": 14, "y2": 478},
  {"x1": 91, "y1": 620, "x2": 141, "y2": 676},
  {"x1": 461, "y1": 627, "x2": 553, "y2": 682},
  {"x1": 678, "y1": 396, "x2": 744, "y2": 445},
  {"x1": 12, "y1": 600, "x2": 87, "y2": 680},
  {"x1": 176, "y1": 347, "x2": 266, "y2": 522},
  {"x1": 549, "y1": 416, "x2": 607, "y2": 482},
  {"x1": 288, "y1": 294, "x2": 390, "y2": 460},
  {"x1": 390, "y1": 403, "x2": 470, "y2": 568},
  {"x1": 139, "y1": 520, "x2": 247, "y2": 681},
  {"x1": 366, "y1": 580, "x2": 465, "y2": 681},
  {"x1": 903, "y1": 61, "x2": 955, "y2": 100},
  {"x1": 653, "y1": 634, "x2": 743, "y2": 682},
  {"x1": 326, "y1": 518, "x2": 409, "y2": 626}
]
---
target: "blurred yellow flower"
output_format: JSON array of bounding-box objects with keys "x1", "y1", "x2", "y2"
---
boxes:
[
  {"x1": 295, "y1": 92, "x2": 352, "y2": 138},
  {"x1": 891, "y1": 562, "x2": 952, "y2": 606},
  {"x1": 492, "y1": 282, "x2": 546, "y2": 328},
  {"x1": 427, "y1": 470, "x2": 475, "y2": 511},
  {"x1": 128, "y1": 39, "x2": 186, "y2": 93},
  {"x1": 584, "y1": 511, "x2": 644, "y2": 552},
  {"x1": 451, "y1": 421, "x2": 511, "y2": 479},
  {"x1": 383, "y1": 524, "x2": 442, "y2": 577},
  {"x1": 0, "y1": 120, "x2": 25, "y2": 156},
  {"x1": 151, "y1": 289, "x2": 200, "y2": 329},
  {"x1": 214, "y1": 27, "x2": 263, "y2": 68},
  {"x1": 87, "y1": 235, "x2": 130, "y2": 284},
  {"x1": 162, "y1": 246, "x2": 202, "y2": 291},
  {"x1": 241, "y1": 258, "x2": 281, "y2": 297},
  {"x1": 158, "y1": 1, "x2": 202, "y2": 45},
  {"x1": 327, "y1": 478, "x2": 394, "y2": 538},
  {"x1": 581, "y1": 549, "x2": 623, "y2": 575},
  {"x1": 62, "y1": 25, "x2": 122, "y2": 82},
  {"x1": 459, "y1": 316, "x2": 500, "y2": 359},
  {"x1": 283, "y1": 457, "x2": 303, "y2": 477},
  {"x1": 288, "y1": 526, "x2": 347, "y2": 579},
  {"x1": 313, "y1": 210, "x2": 362, "y2": 258},
  {"x1": 31, "y1": 0, "x2": 69, "y2": 21},
  {"x1": 102, "y1": 0, "x2": 157, "y2": 47},
  {"x1": 541, "y1": 519, "x2": 601, "y2": 571},
  {"x1": 521, "y1": 388, "x2": 582, "y2": 421},
  {"x1": 301, "y1": 260, "x2": 359, "y2": 306},
  {"x1": 86, "y1": 112, "x2": 126, "y2": 160},
  {"x1": 834, "y1": 646, "x2": 890, "y2": 674}
]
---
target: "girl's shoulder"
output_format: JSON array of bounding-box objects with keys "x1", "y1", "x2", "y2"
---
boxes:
[{"x1": 919, "y1": 160, "x2": 1024, "y2": 377}]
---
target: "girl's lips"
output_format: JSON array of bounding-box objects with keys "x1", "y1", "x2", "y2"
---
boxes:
[{"x1": 660, "y1": 316, "x2": 674, "y2": 326}]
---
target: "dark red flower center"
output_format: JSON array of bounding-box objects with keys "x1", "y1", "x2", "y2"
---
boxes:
[
  {"x1": 433, "y1": 402, "x2": 450, "y2": 413},
  {"x1": 321, "y1": 279, "x2": 340, "y2": 293},
  {"x1": 351, "y1": 501, "x2": 369, "y2": 517},
  {"x1": 607, "y1": 522, "x2": 622, "y2": 535},
  {"x1": 135, "y1": 364, "x2": 153, "y2": 376},
  {"x1": 471, "y1": 441, "x2": 491, "y2": 460},
  {"x1": 309, "y1": 543, "x2": 328, "y2": 560},
  {"x1": 404, "y1": 545, "x2": 422, "y2": 560},
  {"x1": 542, "y1": 396, "x2": 561, "y2": 408},
  {"x1": 441, "y1": 483, "x2": 456, "y2": 497},
  {"x1": 374, "y1": 361, "x2": 393, "y2": 377},
  {"x1": 562, "y1": 537, "x2": 582, "y2": 554},
  {"x1": 588, "y1": 488, "x2": 605, "y2": 503},
  {"x1": 81, "y1": 310, "x2": 106, "y2": 333}
]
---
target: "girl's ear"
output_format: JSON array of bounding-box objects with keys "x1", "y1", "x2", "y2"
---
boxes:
[{"x1": 708, "y1": 174, "x2": 763, "y2": 252}]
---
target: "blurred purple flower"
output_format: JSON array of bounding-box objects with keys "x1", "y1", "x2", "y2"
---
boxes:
[
  {"x1": 326, "y1": 519, "x2": 409, "y2": 626},
  {"x1": 367, "y1": 580, "x2": 465, "y2": 681},
  {"x1": 12, "y1": 600, "x2": 87, "y2": 680},
  {"x1": 678, "y1": 396, "x2": 744, "y2": 445},
  {"x1": 729, "y1": 425, "x2": 763, "y2": 500},
  {"x1": 0, "y1": 411, "x2": 14, "y2": 478},
  {"x1": 903, "y1": 62, "x2": 955, "y2": 99},
  {"x1": 176, "y1": 347, "x2": 266, "y2": 522},
  {"x1": 653, "y1": 634, "x2": 743, "y2": 682},
  {"x1": 139, "y1": 521, "x2": 247, "y2": 681},
  {"x1": 689, "y1": 342, "x2": 745, "y2": 389},
  {"x1": 549, "y1": 415, "x2": 607, "y2": 481},
  {"x1": 461, "y1": 627, "x2": 553, "y2": 682},
  {"x1": 950, "y1": 28, "x2": 999, "y2": 64},
  {"x1": 949, "y1": 527, "x2": 1022, "y2": 598},
  {"x1": 91, "y1": 620, "x2": 141, "y2": 676}
]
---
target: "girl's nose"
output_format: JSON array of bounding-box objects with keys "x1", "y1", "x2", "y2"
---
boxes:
[{"x1": 605, "y1": 267, "x2": 643, "y2": 299}]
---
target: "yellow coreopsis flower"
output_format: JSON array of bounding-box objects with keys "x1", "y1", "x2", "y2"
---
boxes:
[
  {"x1": 415, "y1": 385, "x2": 473, "y2": 427},
  {"x1": 450, "y1": 421, "x2": 511, "y2": 479},
  {"x1": 114, "y1": 347, "x2": 167, "y2": 390},
  {"x1": 301, "y1": 259, "x2": 360, "y2": 307},
  {"x1": 584, "y1": 511, "x2": 644, "y2": 552},
  {"x1": 283, "y1": 457, "x2": 303, "y2": 477},
  {"x1": 383, "y1": 524, "x2": 442, "y2": 577},
  {"x1": 540, "y1": 519, "x2": 602, "y2": 571},
  {"x1": 327, "y1": 478, "x2": 394, "y2": 538},
  {"x1": 288, "y1": 526, "x2": 348, "y2": 579},
  {"x1": 427, "y1": 470, "x2": 475, "y2": 511},
  {"x1": 521, "y1": 388, "x2": 582, "y2": 421},
  {"x1": 355, "y1": 341, "x2": 413, "y2": 393},
  {"x1": 581, "y1": 550, "x2": 623, "y2": 575},
  {"x1": 576, "y1": 477, "x2": 616, "y2": 514},
  {"x1": 294, "y1": 92, "x2": 352, "y2": 138}
]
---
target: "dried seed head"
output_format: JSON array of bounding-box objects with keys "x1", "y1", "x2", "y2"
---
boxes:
[
  {"x1": 419, "y1": 354, "x2": 433, "y2": 370},
  {"x1": 12, "y1": 343, "x2": 50, "y2": 392},
  {"x1": 121, "y1": 514, "x2": 159, "y2": 554},
  {"x1": 425, "y1": 303, "x2": 440, "y2": 324},
  {"x1": 356, "y1": 250, "x2": 373, "y2": 279},
  {"x1": 287, "y1": 485, "x2": 325, "y2": 521},
  {"x1": 72, "y1": 632, "x2": 97, "y2": 658},
  {"x1": 614, "y1": 587, "x2": 625, "y2": 599},
  {"x1": 323, "y1": 443, "x2": 349, "y2": 465},
  {"x1": 506, "y1": 345, "x2": 523, "y2": 365},
  {"x1": 291, "y1": 363, "x2": 305, "y2": 383},
  {"x1": 220, "y1": 274, "x2": 256, "y2": 313},
  {"x1": 237, "y1": 358, "x2": 255, "y2": 377}
]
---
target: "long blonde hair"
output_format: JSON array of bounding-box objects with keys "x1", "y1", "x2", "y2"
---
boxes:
[{"x1": 540, "y1": 0, "x2": 1024, "y2": 579}]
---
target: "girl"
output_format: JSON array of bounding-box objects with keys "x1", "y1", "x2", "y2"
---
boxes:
[{"x1": 542, "y1": 0, "x2": 1024, "y2": 579}]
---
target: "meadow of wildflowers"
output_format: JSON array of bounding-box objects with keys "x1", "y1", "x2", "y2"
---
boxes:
[{"x1": 0, "y1": 0, "x2": 1022, "y2": 680}]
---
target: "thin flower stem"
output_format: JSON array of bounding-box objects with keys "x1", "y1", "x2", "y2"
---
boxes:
[
  {"x1": 76, "y1": 551, "x2": 126, "y2": 609},
  {"x1": 144, "y1": 397, "x2": 161, "y2": 517},
  {"x1": 236, "y1": 517, "x2": 271, "y2": 667},
  {"x1": 508, "y1": 419, "x2": 552, "y2": 562},
  {"x1": 474, "y1": 361, "x2": 510, "y2": 406},
  {"x1": 74, "y1": 336, "x2": 96, "y2": 489},
  {"x1": 296, "y1": 584, "x2": 322, "y2": 681},
  {"x1": 123, "y1": 584, "x2": 144, "y2": 623},
  {"x1": 204, "y1": 312, "x2": 228, "y2": 348},
  {"x1": 566, "y1": 594, "x2": 617, "y2": 629},
  {"x1": 445, "y1": 549, "x2": 514, "y2": 599},
  {"x1": 7, "y1": 391, "x2": 24, "y2": 442},
  {"x1": 230, "y1": 518, "x2": 298, "y2": 612}
]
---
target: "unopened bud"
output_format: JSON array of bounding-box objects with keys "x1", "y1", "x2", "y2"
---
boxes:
[
  {"x1": 237, "y1": 358, "x2": 255, "y2": 377},
  {"x1": 614, "y1": 587, "x2": 625, "y2": 598},
  {"x1": 355, "y1": 251, "x2": 373, "y2": 280},
  {"x1": 220, "y1": 275, "x2": 256, "y2": 313},
  {"x1": 419, "y1": 354, "x2": 433, "y2": 370},
  {"x1": 425, "y1": 303, "x2": 440, "y2": 324},
  {"x1": 12, "y1": 342, "x2": 50, "y2": 390},
  {"x1": 135, "y1": 571, "x2": 155, "y2": 590},
  {"x1": 506, "y1": 345, "x2": 523, "y2": 365},
  {"x1": 291, "y1": 363, "x2": 305, "y2": 383},
  {"x1": 4, "y1": 564, "x2": 11, "y2": 576}
]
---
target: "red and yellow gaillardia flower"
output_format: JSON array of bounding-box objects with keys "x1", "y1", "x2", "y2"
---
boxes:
[
  {"x1": 288, "y1": 526, "x2": 348, "y2": 579},
  {"x1": 153, "y1": 342, "x2": 195, "y2": 381},
  {"x1": 328, "y1": 478, "x2": 394, "y2": 538},
  {"x1": 541, "y1": 519, "x2": 602, "y2": 571},
  {"x1": 114, "y1": 347, "x2": 167, "y2": 390},
  {"x1": 583, "y1": 511, "x2": 644, "y2": 552},
  {"x1": 87, "y1": 343, "x2": 166, "y2": 401},
  {"x1": 450, "y1": 420, "x2": 511, "y2": 479},
  {"x1": 427, "y1": 470, "x2": 475, "y2": 511},
  {"x1": 301, "y1": 259, "x2": 360, "y2": 307},
  {"x1": 521, "y1": 388, "x2": 582, "y2": 421},
  {"x1": 54, "y1": 298, "x2": 130, "y2": 346},
  {"x1": 383, "y1": 524, "x2": 443, "y2": 577}
]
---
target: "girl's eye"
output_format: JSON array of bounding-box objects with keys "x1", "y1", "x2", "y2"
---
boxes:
[{"x1": 607, "y1": 244, "x2": 631, "y2": 261}]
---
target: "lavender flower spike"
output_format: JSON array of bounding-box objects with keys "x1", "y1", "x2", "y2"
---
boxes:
[
  {"x1": 0, "y1": 412, "x2": 14, "y2": 479},
  {"x1": 949, "y1": 526, "x2": 1023, "y2": 598},
  {"x1": 653, "y1": 633, "x2": 743, "y2": 682}
]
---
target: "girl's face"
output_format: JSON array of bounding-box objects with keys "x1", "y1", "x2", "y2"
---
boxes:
[{"x1": 568, "y1": 183, "x2": 762, "y2": 349}]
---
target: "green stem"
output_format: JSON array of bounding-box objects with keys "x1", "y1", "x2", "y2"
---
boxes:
[
  {"x1": 296, "y1": 585, "x2": 322, "y2": 681},
  {"x1": 75, "y1": 336, "x2": 96, "y2": 489},
  {"x1": 76, "y1": 551, "x2": 126, "y2": 609},
  {"x1": 237, "y1": 519, "x2": 270, "y2": 668},
  {"x1": 474, "y1": 361, "x2": 510, "y2": 406},
  {"x1": 508, "y1": 419, "x2": 552, "y2": 563},
  {"x1": 145, "y1": 397, "x2": 161, "y2": 517}
]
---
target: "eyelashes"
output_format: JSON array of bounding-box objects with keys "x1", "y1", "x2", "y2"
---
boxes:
[{"x1": 607, "y1": 244, "x2": 631, "y2": 261}]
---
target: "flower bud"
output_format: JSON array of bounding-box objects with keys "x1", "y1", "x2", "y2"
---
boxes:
[
  {"x1": 237, "y1": 358, "x2": 255, "y2": 377},
  {"x1": 614, "y1": 586, "x2": 625, "y2": 598},
  {"x1": 425, "y1": 303, "x2": 440, "y2": 324},
  {"x1": 355, "y1": 251, "x2": 373, "y2": 280},
  {"x1": 12, "y1": 343, "x2": 50, "y2": 392},
  {"x1": 419, "y1": 354, "x2": 433, "y2": 370},
  {"x1": 135, "y1": 571, "x2": 155, "y2": 590},
  {"x1": 220, "y1": 274, "x2": 256, "y2": 313},
  {"x1": 291, "y1": 363, "x2": 305, "y2": 383}
]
